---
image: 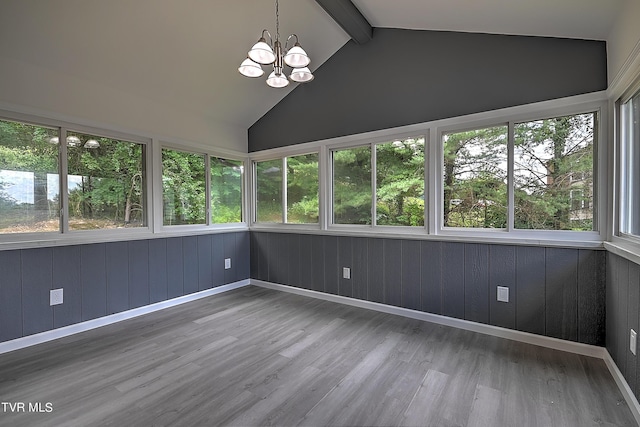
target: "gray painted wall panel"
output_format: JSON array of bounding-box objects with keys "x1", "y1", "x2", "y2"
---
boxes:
[
  {"x1": 545, "y1": 248, "x2": 578, "y2": 341},
  {"x1": 213, "y1": 234, "x2": 226, "y2": 287},
  {"x1": 337, "y1": 236, "x2": 352, "y2": 297},
  {"x1": 384, "y1": 239, "x2": 402, "y2": 307},
  {"x1": 421, "y1": 241, "x2": 442, "y2": 315},
  {"x1": 577, "y1": 250, "x2": 605, "y2": 346},
  {"x1": 464, "y1": 244, "x2": 489, "y2": 324},
  {"x1": 105, "y1": 242, "x2": 129, "y2": 315},
  {"x1": 607, "y1": 252, "x2": 619, "y2": 365},
  {"x1": 21, "y1": 248, "x2": 53, "y2": 336},
  {"x1": 249, "y1": 29, "x2": 607, "y2": 151},
  {"x1": 223, "y1": 233, "x2": 236, "y2": 284},
  {"x1": 52, "y1": 246, "x2": 82, "y2": 329},
  {"x1": 287, "y1": 234, "x2": 301, "y2": 288},
  {"x1": 182, "y1": 236, "x2": 199, "y2": 295},
  {"x1": 1, "y1": 232, "x2": 248, "y2": 344},
  {"x1": 627, "y1": 262, "x2": 639, "y2": 394},
  {"x1": 516, "y1": 246, "x2": 545, "y2": 335},
  {"x1": 324, "y1": 236, "x2": 339, "y2": 295},
  {"x1": 352, "y1": 237, "x2": 368, "y2": 300},
  {"x1": 442, "y1": 242, "x2": 465, "y2": 319},
  {"x1": 311, "y1": 235, "x2": 325, "y2": 292},
  {"x1": 401, "y1": 240, "x2": 421, "y2": 311},
  {"x1": 166, "y1": 237, "x2": 185, "y2": 299},
  {"x1": 129, "y1": 240, "x2": 150, "y2": 309},
  {"x1": 299, "y1": 234, "x2": 313, "y2": 290},
  {"x1": 0, "y1": 250, "x2": 22, "y2": 341},
  {"x1": 254, "y1": 232, "x2": 269, "y2": 281},
  {"x1": 250, "y1": 233, "x2": 259, "y2": 280},
  {"x1": 488, "y1": 245, "x2": 516, "y2": 330},
  {"x1": 237, "y1": 232, "x2": 251, "y2": 283},
  {"x1": 617, "y1": 259, "x2": 630, "y2": 377},
  {"x1": 81, "y1": 244, "x2": 107, "y2": 321},
  {"x1": 606, "y1": 252, "x2": 640, "y2": 405},
  {"x1": 368, "y1": 238, "x2": 384, "y2": 303},
  {"x1": 198, "y1": 235, "x2": 213, "y2": 290},
  {"x1": 249, "y1": 232, "x2": 605, "y2": 350},
  {"x1": 149, "y1": 239, "x2": 168, "y2": 303}
]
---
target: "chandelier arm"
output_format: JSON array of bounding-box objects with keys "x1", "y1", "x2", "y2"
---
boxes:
[
  {"x1": 261, "y1": 29, "x2": 273, "y2": 47},
  {"x1": 285, "y1": 34, "x2": 299, "y2": 51}
]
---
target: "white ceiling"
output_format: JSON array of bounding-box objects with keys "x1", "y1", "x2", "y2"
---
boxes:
[
  {"x1": 0, "y1": 0, "x2": 626, "y2": 131},
  {"x1": 352, "y1": 0, "x2": 625, "y2": 40}
]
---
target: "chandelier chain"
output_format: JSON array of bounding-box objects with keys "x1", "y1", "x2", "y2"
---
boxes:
[{"x1": 275, "y1": 0, "x2": 280, "y2": 41}]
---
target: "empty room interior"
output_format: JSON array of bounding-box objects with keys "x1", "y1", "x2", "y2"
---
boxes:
[{"x1": 2, "y1": 0, "x2": 640, "y2": 425}]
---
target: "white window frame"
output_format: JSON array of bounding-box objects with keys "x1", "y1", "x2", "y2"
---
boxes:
[
  {"x1": 250, "y1": 148, "x2": 321, "y2": 229},
  {"x1": 157, "y1": 142, "x2": 248, "y2": 233},
  {"x1": 248, "y1": 92, "x2": 607, "y2": 247},
  {"x1": 435, "y1": 104, "x2": 604, "y2": 242}
]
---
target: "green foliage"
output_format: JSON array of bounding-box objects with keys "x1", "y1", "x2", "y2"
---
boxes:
[
  {"x1": 211, "y1": 157, "x2": 242, "y2": 223},
  {"x1": 162, "y1": 149, "x2": 206, "y2": 225},
  {"x1": 333, "y1": 146, "x2": 372, "y2": 224},
  {"x1": 376, "y1": 139, "x2": 425, "y2": 226},
  {"x1": 287, "y1": 154, "x2": 319, "y2": 223}
]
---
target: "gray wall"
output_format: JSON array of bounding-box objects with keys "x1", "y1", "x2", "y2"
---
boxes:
[
  {"x1": 0, "y1": 231, "x2": 250, "y2": 344},
  {"x1": 249, "y1": 28, "x2": 607, "y2": 152},
  {"x1": 251, "y1": 231, "x2": 605, "y2": 346},
  {"x1": 607, "y1": 252, "x2": 640, "y2": 402}
]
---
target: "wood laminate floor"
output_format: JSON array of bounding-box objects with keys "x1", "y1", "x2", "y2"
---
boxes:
[{"x1": 0, "y1": 286, "x2": 636, "y2": 427}]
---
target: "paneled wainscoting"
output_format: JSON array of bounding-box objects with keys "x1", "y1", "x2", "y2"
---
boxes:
[
  {"x1": 0, "y1": 231, "x2": 249, "y2": 344},
  {"x1": 251, "y1": 232, "x2": 605, "y2": 346}
]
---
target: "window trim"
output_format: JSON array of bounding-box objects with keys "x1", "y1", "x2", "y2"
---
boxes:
[
  {"x1": 0, "y1": 108, "x2": 249, "y2": 250},
  {"x1": 249, "y1": 92, "x2": 608, "y2": 247}
]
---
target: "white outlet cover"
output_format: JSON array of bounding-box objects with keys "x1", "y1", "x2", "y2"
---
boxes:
[
  {"x1": 224, "y1": 258, "x2": 231, "y2": 270},
  {"x1": 497, "y1": 286, "x2": 509, "y2": 303},
  {"x1": 50, "y1": 288, "x2": 63, "y2": 306},
  {"x1": 631, "y1": 329, "x2": 637, "y2": 356},
  {"x1": 342, "y1": 267, "x2": 351, "y2": 279}
]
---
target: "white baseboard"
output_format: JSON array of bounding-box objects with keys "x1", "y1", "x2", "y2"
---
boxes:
[
  {"x1": 603, "y1": 350, "x2": 640, "y2": 426},
  {"x1": 252, "y1": 279, "x2": 605, "y2": 359},
  {"x1": 0, "y1": 279, "x2": 250, "y2": 355}
]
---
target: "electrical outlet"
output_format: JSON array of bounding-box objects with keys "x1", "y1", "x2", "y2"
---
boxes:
[
  {"x1": 224, "y1": 258, "x2": 231, "y2": 270},
  {"x1": 50, "y1": 288, "x2": 63, "y2": 306},
  {"x1": 631, "y1": 329, "x2": 637, "y2": 356},
  {"x1": 342, "y1": 267, "x2": 351, "y2": 279},
  {"x1": 497, "y1": 286, "x2": 509, "y2": 303}
]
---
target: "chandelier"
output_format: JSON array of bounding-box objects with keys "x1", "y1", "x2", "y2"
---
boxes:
[{"x1": 238, "y1": 0, "x2": 314, "y2": 88}]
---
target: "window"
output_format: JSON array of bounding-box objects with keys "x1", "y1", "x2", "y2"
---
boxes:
[
  {"x1": 210, "y1": 157, "x2": 243, "y2": 224},
  {"x1": 254, "y1": 154, "x2": 319, "y2": 224},
  {"x1": 331, "y1": 138, "x2": 426, "y2": 227},
  {"x1": 333, "y1": 146, "x2": 372, "y2": 225},
  {"x1": 514, "y1": 112, "x2": 595, "y2": 231},
  {"x1": 67, "y1": 131, "x2": 145, "y2": 230},
  {"x1": 0, "y1": 119, "x2": 59, "y2": 233},
  {"x1": 443, "y1": 127, "x2": 507, "y2": 228},
  {"x1": 376, "y1": 137, "x2": 425, "y2": 226},
  {"x1": 162, "y1": 148, "x2": 206, "y2": 225},
  {"x1": 255, "y1": 159, "x2": 283, "y2": 223},
  {"x1": 621, "y1": 90, "x2": 640, "y2": 237},
  {"x1": 286, "y1": 153, "x2": 319, "y2": 224}
]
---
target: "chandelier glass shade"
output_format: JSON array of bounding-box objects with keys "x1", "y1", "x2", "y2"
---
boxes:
[{"x1": 238, "y1": 0, "x2": 313, "y2": 88}]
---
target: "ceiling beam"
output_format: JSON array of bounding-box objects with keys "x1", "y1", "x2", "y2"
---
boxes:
[{"x1": 314, "y1": 0, "x2": 372, "y2": 44}]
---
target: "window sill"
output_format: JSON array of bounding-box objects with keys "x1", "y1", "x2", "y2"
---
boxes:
[
  {"x1": 249, "y1": 225, "x2": 604, "y2": 249},
  {"x1": 604, "y1": 239, "x2": 640, "y2": 266},
  {"x1": 0, "y1": 224, "x2": 249, "y2": 252}
]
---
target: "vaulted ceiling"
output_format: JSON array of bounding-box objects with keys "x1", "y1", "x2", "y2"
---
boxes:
[{"x1": 0, "y1": 0, "x2": 626, "y2": 132}]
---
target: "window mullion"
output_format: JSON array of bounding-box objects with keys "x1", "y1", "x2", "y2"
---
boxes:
[
  {"x1": 371, "y1": 143, "x2": 377, "y2": 227},
  {"x1": 507, "y1": 121, "x2": 515, "y2": 232},
  {"x1": 205, "y1": 154, "x2": 211, "y2": 226},
  {"x1": 59, "y1": 128, "x2": 69, "y2": 234},
  {"x1": 282, "y1": 158, "x2": 288, "y2": 223}
]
